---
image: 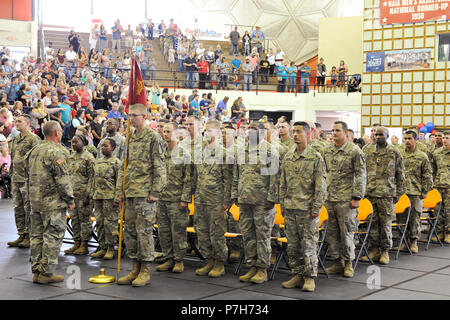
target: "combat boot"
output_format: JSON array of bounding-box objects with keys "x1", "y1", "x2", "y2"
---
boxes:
[
  {"x1": 229, "y1": 250, "x2": 241, "y2": 262},
  {"x1": 64, "y1": 241, "x2": 81, "y2": 254},
  {"x1": 7, "y1": 235, "x2": 25, "y2": 247},
  {"x1": 444, "y1": 234, "x2": 450, "y2": 244},
  {"x1": 343, "y1": 261, "x2": 354, "y2": 278},
  {"x1": 239, "y1": 267, "x2": 257, "y2": 282},
  {"x1": 154, "y1": 251, "x2": 165, "y2": 262},
  {"x1": 156, "y1": 258, "x2": 174, "y2": 272},
  {"x1": 394, "y1": 242, "x2": 408, "y2": 251},
  {"x1": 37, "y1": 273, "x2": 64, "y2": 284},
  {"x1": 117, "y1": 261, "x2": 140, "y2": 285},
  {"x1": 90, "y1": 248, "x2": 106, "y2": 258},
  {"x1": 103, "y1": 246, "x2": 115, "y2": 260},
  {"x1": 195, "y1": 259, "x2": 215, "y2": 276},
  {"x1": 270, "y1": 251, "x2": 277, "y2": 265},
  {"x1": 379, "y1": 250, "x2": 390, "y2": 265},
  {"x1": 431, "y1": 233, "x2": 444, "y2": 242},
  {"x1": 208, "y1": 261, "x2": 225, "y2": 278},
  {"x1": 132, "y1": 262, "x2": 151, "y2": 287},
  {"x1": 172, "y1": 261, "x2": 184, "y2": 273},
  {"x1": 282, "y1": 275, "x2": 302, "y2": 289},
  {"x1": 360, "y1": 248, "x2": 381, "y2": 262},
  {"x1": 18, "y1": 235, "x2": 30, "y2": 248},
  {"x1": 250, "y1": 268, "x2": 267, "y2": 284},
  {"x1": 73, "y1": 241, "x2": 89, "y2": 255},
  {"x1": 325, "y1": 259, "x2": 345, "y2": 275},
  {"x1": 410, "y1": 240, "x2": 419, "y2": 254},
  {"x1": 301, "y1": 277, "x2": 315, "y2": 292},
  {"x1": 32, "y1": 272, "x2": 40, "y2": 283}
]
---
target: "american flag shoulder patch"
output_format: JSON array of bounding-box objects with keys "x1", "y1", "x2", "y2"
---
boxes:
[{"x1": 56, "y1": 158, "x2": 65, "y2": 165}]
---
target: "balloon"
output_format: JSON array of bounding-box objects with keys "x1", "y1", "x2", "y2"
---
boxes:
[
  {"x1": 426, "y1": 122, "x2": 434, "y2": 132},
  {"x1": 419, "y1": 126, "x2": 428, "y2": 133},
  {"x1": 417, "y1": 123, "x2": 425, "y2": 130},
  {"x1": 431, "y1": 130, "x2": 437, "y2": 134}
]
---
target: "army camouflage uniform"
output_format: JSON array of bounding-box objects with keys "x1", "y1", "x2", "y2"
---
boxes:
[
  {"x1": 280, "y1": 137, "x2": 295, "y2": 151},
  {"x1": 232, "y1": 142, "x2": 277, "y2": 270},
  {"x1": 68, "y1": 150, "x2": 95, "y2": 242},
  {"x1": 97, "y1": 134, "x2": 126, "y2": 160},
  {"x1": 399, "y1": 148, "x2": 433, "y2": 242},
  {"x1": 85, "y1": 143, "x2": 98, "y2": 159},
  {"x1": 309, "y1": 138, "x2": 326, "y2": 159},
  {"x1": 26, "y1": 140, "x2": 74, "y2": 275},
  {"x1": 323, "y1": 141, "x2": 366, "y2": 262},
  {"x1": 364, "y1": 144, "x2": 406, "y2": 250},
  {"x1": 157, "y1": 145, "x2": 192, "y2": 262},
  {"x1": 116, "y1": 126, "x2": 166, "y2": 263},
  {"x1": 91, "y1": 155, "x2": 121, "y2": 251},
  {"x1": 280, "y1": 145, "x2": 326, "y2": 279},
  {"x1": 10, "y1": 131, "x2": 41, "y2": 239},
  {"x1": 192, "y1": 144, "x2": 232, "y2": 264},
  {"x1": 431, "y1": 147, "x2": 450, "y2": 235}
]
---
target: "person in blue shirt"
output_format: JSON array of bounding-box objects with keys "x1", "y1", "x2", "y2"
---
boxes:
[
  {"x1": 216, "y1": 96, "x2": 228, "y2": 115},
  {"x1": 277, "y1": 63, "x2": 288, "y2": 93},
  {"x1": 5, "y1": 77, "x2": 18, "y2": 104},
  {"x1": 189, "y1": 95, "x2": 200, "y2": 116},
  {"x1": 299, "y1": 62, "x2": 311, "y2": 93},
  {"x1": 107, "y1": 103, "x2": 123, "y2": 120},
  {"x1": 231, "y1": 55, "x2": 242, "y2": 74},
  {"x1": 286, "y1": 62, "x2": 298, "y2": 93}
]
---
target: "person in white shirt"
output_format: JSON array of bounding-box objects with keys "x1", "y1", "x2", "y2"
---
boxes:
[
  {"x1": 65, "y1": 46, "x2": 77, "y2": 63},
  {"x1": 274, "y1": 48, "x2": 285, "y2": 67},
  {"x1": 44, "y1": 42, "x2": 55, "y2": 61},
  {"x1": 268, "y1": 49, "x2": 276, "y2": 75}
]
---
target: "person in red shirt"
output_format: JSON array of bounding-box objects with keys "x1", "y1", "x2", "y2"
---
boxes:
[
  {"x1": 197, "y1": 56, "x2": 209, "y2": 89},
  {"x1": 76, "y1": 84, "x2": 91, "y2": 108}
]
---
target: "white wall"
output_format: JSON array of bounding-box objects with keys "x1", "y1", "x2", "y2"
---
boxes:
[{"x1": 152, "y1": 88, "x2": 361, "y2": 123}]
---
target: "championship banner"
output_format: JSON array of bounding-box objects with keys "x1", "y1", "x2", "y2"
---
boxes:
[
  {"x1": 366, "y1": 52, "x2": 386, "y2": 72},
  {"x1": 384, "y1": 48, "x2": 432, "y2": 71},
  {"x1": 380, "y1": 0, "x2": 450, "y2": 25}
]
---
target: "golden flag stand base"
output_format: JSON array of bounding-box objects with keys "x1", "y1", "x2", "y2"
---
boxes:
[{"x1": 88, "y1": 268, "x2": 116, "y2": 284}]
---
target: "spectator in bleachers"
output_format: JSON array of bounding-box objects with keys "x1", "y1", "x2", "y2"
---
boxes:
[
  {"x1": 277, "y1": 61, "x2": 287, "y2": 92},
  {"x1": 218, "y1": 57, "x2": 230, "y2": 90},
  {"x1": 248, "y1": 53, "x2": 259, "y2": 85},
  {"x1": 242, "y1": 57, "x2": 254, "y2": 92},
  {"x1": 183, "y1": 52, "x2": 197, "y2": 90},
  {"x1": 90, "y1": 24, "x2": 99, "y2": 51},
  {"x1": 242, "y1": 31, "x2": 251, "y2": 56},
  {"x1": 251, "y1": 31, "x2": 263, "y2": 58},
  {"x1": 299, "y1": 61, "x2": 311, "y2": 93},
  {"x1": 197, "y1": 56, "x2": 209, "y2": 90},
  {"x1": 287, "y1": 62, "x2": 297, "y2": 93},
  {"x1": 146, "y1": 19, "x2": 154, "y2": 40},
  {"x1": 338, "y1": 60, "x2": 348, "y2": 92},
  {"x1": 231, "y1": 54, "x2": 242, "y2": 75},
  {"x1": 99, "y1": 25, "x2": 108, "y2": 51},
  {"x1": 259, "y1": 55, "x2": 270, "y2": 84},
  {"x1": 111, "y1": 19, "x2": 123, "y2": 54},
  {"x1": 229, "y1": 26, "x2": 240, "y2": 56},
  {"x1": 68, "y1": 30, "x2": 81, "y2": 54},
  {"x1": 317, "y1": 58, "x2": 327, "y2": 93},
  {"x1": 177, "y1": 40, "x2": 188, "y2": 72}
]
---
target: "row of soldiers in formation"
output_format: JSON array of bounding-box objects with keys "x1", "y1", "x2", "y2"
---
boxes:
[{"x1": 6, "y1": 106, "x2": 450, "y2": 292}]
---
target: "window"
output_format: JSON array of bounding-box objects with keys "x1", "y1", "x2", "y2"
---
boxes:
[{"x1": 437, "y1": 33, "x2": 450, "y2": 62}]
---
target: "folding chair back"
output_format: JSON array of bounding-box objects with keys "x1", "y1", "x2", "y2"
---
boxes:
[
  {"x1": 420, "y1": 189, "x2": 443, "y2": 249},
  {"x1": 229, "y1": 204, "x2": 240, "y2": 222},
  {"x1": 423, "y1": 189, "x2": 441, "y2": 209},
  {"x1": 188, "y1": 196, "x2": 194, "y2": 216},
  {"x1": 357, "y1": 198, "x2": 373, "y2": 222},
  {"x1": 274, "y1": 204, "x2": 284, "y2": 226},
  {"x1": 319, "y1": 205, "x2": 328, "y2": 229},
  {"x1": 354, "y1": 198, "x2": 374, "y2": 271},
  {"x1": 317, "y1": 205, "x2": 329, "y2": 278},
  {"x1": 395, "y1": 194, "x2": 411, "y2": 214},
  {"x1": 392, "y1": 194, "x2": 412, "y2": 259}
]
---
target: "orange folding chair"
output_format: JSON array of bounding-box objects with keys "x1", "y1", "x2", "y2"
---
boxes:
[
  {"x1": 354, "y1": 199, "x2": 374, "y2": 271},
  {"x1": 391, "y1": 194, "x2": 412, "y2": 259},
  {"x1": 420, "y1": 189, "x2": 443, "y2": 249}
]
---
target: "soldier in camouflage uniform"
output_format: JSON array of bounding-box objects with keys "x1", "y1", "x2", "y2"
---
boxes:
[
  {"x1": 8, "y1": 115, "x2": 41, "y2": 248},
  {"x1": 280, "y1": 121, "x2": 326, "y2": 292},
  {"x1": 75, "y1": 127, "x2": 99, "y2": 159},
  {"x1": 323, "y1": 121, "x2": 366, "y2": 279},
  {"x1": 232, "y1": 122, "x2": 277, "y2": 284},
  {"x1": 222, "y1": 124, "x2": 243, "y2": 262},
  {"x1": 97, "y1": 118, "x2": 126, "y2": 160},
  {"x1": 64, "y1": 135, "x2": 95, "y2": 255},
  {"x1": 279, "y1": 121, "x2": 295, "y2": 150},
  {"x1": 431, "y1": 131, "x2": 450, "y2": 244},
  {"x1": 362, "y1": 124, "x2": 380, "y2": 154},
  {"x1": 155, "y1": 122, "x2": 192, "y2": 273},
  {"x1": 306, "y1": 121, "x2": 326, "y2": 158},
  {"x1": 399, "y1": 130, "x2": 433, "y2": 252},
  {"x1": 362, "y1": 126, "x2": 406, "y2": 265},
  {"x1": 116, "y1": 104, "x2": 166, "y2": 287},
  {"x1": 90, "y1": 138, "x2": 121, "y2": 260},
  {"x1": 192, "y1": 120, "x2": 233, "y2": 278},
  {"x1": 26, "y1": 121, "x2": 75, "y2": 284}
]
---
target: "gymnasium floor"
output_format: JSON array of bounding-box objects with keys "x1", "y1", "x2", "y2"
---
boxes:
[{"x1": 0, "y1": 199, "x2": 449, "y2": 301}]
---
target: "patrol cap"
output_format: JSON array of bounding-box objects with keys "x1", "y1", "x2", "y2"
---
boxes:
[{"x1": 128, "y1": 103, "x2": 148, "y2": 115}]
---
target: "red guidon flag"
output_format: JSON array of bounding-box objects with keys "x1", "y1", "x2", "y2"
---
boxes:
[{"x1": 126, "y1": 58, "x2": 148, "y2": 114}]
